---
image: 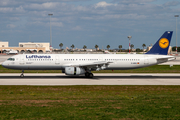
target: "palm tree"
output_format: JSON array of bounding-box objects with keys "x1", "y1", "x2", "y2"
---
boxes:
[
  {"x1": 106, "y1": 45, "x2": 110, "y2": 50},
  {"x1": 130, "y1": 44, "x2": 134, "y2": 52},
  {"x1": 142, "y1": 44, "x2": 146, "y2": 53},
  {"x1": 83, "y1": 45, "x2": 87, "y2": 51},
  {"x1": 95, "y1": 44, "x2": 99, "y2": 51},
  {"x1": 71, "y1": 44, "x2": 75, "y2": 50},
  {"x1": 59, "y1": 43, "x2": 63, "y2": 50},
  {"x1": 118, "y1": 45, "x2": 122, "y2": 52}
]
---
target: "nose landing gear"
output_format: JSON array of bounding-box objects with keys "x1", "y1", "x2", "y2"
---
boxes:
[{"x1": 20, "y1": 70, "x2": 24, "y2": 78}]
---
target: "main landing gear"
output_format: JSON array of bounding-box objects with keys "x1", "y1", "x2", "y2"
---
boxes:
[
  {"x1": 20, "y1": 70, "x2": 24, "y2": 78},
  {"x1": 85, "y1": 72, "x2": 94, "y2": 78}
]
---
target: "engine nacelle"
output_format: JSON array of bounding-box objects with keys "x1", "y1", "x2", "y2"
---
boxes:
[{"x1": 65, "y1": 67, "x2": 86, "y2": 75}]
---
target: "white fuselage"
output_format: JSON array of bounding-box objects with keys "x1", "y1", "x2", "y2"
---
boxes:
[{"x1": 2, "y1": 54, "x2": 172, "y2": 70}]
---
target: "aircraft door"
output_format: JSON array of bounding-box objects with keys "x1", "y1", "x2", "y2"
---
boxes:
[
  {"x1": 19, "y1": 55, "x2": 25, "y2": 65},
  {"x1": 98, "y1": 57, "x2": 103, "y2": 61},
  {"x1": 55, "y1": 56, "x2": 60, "y2": 65}
]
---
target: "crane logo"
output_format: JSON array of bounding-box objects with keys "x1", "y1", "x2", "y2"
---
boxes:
[{"x1": 159, "y1": 38, "x2": 169, "y2": 49}]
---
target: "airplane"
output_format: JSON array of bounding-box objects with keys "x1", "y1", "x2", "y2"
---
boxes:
[{"x1": 2, "y1": 31, "x2": 175, "y2": 78}]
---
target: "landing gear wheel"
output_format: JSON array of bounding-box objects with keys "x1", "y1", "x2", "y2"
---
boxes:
[
  {"x1": 85, "y1": 73, "x2": 90, "y2": 78},
  {"x1": 85, "y1": 72, "x2": 93, "y2": 78},
  {"x1": 20, "y1": 74, "x2": 24, "y2": 78},
  {"x1": 20, "y1": 70, "x2": 24, "y2": 78},
  {"x1": 89, "y1": 73, "x2": 93, "y2": 78}
]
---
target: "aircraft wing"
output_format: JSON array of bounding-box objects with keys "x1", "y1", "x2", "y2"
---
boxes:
[{"x1": 62, "y1": 61, "x2": 113, "y2": 70}]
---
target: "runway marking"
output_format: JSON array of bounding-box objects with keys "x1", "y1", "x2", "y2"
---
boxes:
[
  {"x1": 0, "y1": 73, "x2": 180, "y2": 85},
  {"x1": 0, "y1": 75, "x2": 180, "y2": 79}
]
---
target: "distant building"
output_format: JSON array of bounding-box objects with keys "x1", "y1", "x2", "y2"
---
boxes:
[
  {"x1": 19, "y1": 42, "x2": 50, "y2": 51},
  {"x1": 0, "y1": 42, "x2": 50, "y2": 53},
  {"x1": 146, "y1": 46, "x2": 152, "y2": 52},
  {"x1": 0, "y1": 41, "x2": 8, "y2": 47},
  {"x1": 131, "y1": 49, "x2": 136, "y2": 52}
]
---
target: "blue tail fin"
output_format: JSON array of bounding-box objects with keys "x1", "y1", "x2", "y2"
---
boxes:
[{"x1": 145, "y1": 31, "x2": 173, "y2": 55}]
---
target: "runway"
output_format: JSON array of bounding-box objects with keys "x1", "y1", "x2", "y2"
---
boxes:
[{"x1": 0, "y1": 73, "x2": 180, "y2": 85}]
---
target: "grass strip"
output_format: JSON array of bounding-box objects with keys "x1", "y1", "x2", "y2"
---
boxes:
[
  {"x1": 0, "y1": 65, "x2": 180, "y2": 73},
  {"x1": 0, "y1": 86, "x2": 180, "y2": 119}
]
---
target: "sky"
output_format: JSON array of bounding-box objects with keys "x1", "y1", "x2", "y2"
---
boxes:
[{"x1": 0, "y1": 0, "x2": 180, "y2": 50}]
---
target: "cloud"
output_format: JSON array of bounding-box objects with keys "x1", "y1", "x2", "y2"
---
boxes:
[
  {"x1": 163, "y1": 1, "x2": 180, "y2": 7},
  {"x1": 15, "y1": 6, "x2": 25, "y2": 13},
  {"x1": 112, "y1": 0, "x2": 155, "y2": 4},
  {"x1": 72, "y1": 26, "x2": 83, "y2": 30},
  {"x1": 95, "y1": 1, "x2": 116, "y2": 8},
  {"x1": 6, "y1": 24, "x2": 16, "y2": 28},
  {"x1": 51, "y1": 22, "x2": 63, "y2": 27},
  {"x1": 27, "y1": 20, "x2": 63, "y2": 27},
  {"x1": 0, "y1": 0, "x2": 12, "y2": 6},
  {"x1": 25, "y1": 2, "x2": 66, "y2": 10},
  {"x1": 0, "y1": 7, "x2": 13, "y2": 13},
  {"x1": 0, "y1": 6, "x2": 25, "y2": 13},
  {"x1": 81, "y1": 13, "x2": 147, "y2": 21},
  {"x1": 0, "y1": 0, "x2": 19, "y2": 6},
  {"x1": 74, "y1": 6, "x2": 88, "y2": 12},
  {"x1": 81, "y1": 16, "x2": 94, "y2": 20},
  {"x1": 9, "y1": 17, "x2": 20, "y2": 21},
  {"x1": 105, "y1": 14, "x2": 147, "y2": 20},
  {"x1": 25, "y1": 0, "x2": 87, "y2": 2}
]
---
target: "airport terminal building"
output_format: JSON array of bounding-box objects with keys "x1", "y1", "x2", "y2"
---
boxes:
[{"x1": 0, "y1": 42, "x2": 50, "y2": 53}]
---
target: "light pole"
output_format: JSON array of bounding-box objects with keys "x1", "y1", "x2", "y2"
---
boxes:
[
  {"x1": 175, "y1": 15, "x2": 179, "y2": 54},
  {"x1": 48, "y1": 13, "x2": 53, "y2": 51},
  {"x1": 128, "y1": 36, "x2": 132, "y2": 53}
]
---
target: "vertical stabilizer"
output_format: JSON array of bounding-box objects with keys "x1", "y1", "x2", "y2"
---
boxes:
[{"x1": 146, "y1": 31, "x2": 173, "y2": 55}]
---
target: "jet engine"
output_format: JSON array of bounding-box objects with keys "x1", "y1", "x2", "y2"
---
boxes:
[{"x1": 65, "y1": 67, "x2": 86, "y2": 75}]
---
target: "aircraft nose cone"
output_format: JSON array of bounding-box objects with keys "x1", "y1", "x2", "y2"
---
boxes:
[
  {"x1": 2, "y1": 62, "x2": 4, "y2": 67},
  {"x1": 2, "y1": 62, "x2": 6, "y2": 67}
]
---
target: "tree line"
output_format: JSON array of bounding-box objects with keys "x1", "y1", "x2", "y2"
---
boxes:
[
  {"x1": 59, "y1": 43, "x2": 147, "y2": 52},
  {"x1": 172, "y1": 46, "x2": 180, "y2": 52}
]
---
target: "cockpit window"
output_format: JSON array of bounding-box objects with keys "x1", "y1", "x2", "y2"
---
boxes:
[{"x1": 7, "y1": 58, "x2": 15, "y2": 61}]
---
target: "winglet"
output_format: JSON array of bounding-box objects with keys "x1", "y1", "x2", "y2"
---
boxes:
[{"x1": 145, "y1": 31, "x2": 173, "y2": 55}]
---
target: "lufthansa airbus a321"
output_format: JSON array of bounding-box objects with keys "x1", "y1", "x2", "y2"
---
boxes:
[{"x1": 2, "y1": 31, "x2": 175, "y2": 78}]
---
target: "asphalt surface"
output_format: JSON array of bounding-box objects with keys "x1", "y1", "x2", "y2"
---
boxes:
[{"x1": 0, "y1": 73, "x2": 180, "y2": 85}]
